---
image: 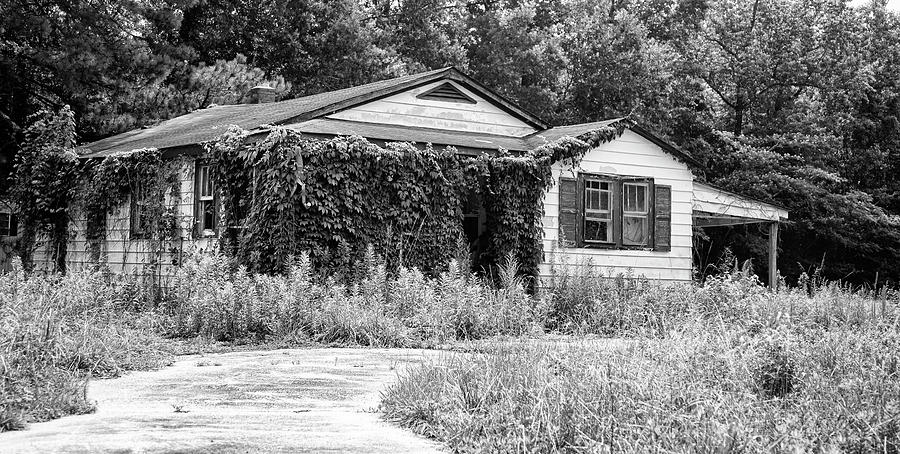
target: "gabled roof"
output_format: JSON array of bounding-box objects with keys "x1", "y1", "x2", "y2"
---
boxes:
[
  {"x1": 75, "y1": 66, "x2": 698, "y2": 167},
  {"x1": 77, "y1": 67, "x2": 550, "y2": 158}
]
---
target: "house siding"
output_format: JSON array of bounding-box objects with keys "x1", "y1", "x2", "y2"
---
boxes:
[
  {"x1": 327, "y1": 80, "x2": 537, "y2": 137},
  {"x1": 539, "y1": 129, "x2": 695, "y2": 283},
  {"x1": 28, "y1": 131, "x2": 695, "y2": 284},
  {"x1": 32, "y1": 159, "x2": 215, "y2": 281}
]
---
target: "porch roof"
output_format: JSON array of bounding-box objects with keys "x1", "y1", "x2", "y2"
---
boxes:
[{"x1": 693, "y1": 182, "x2": 788, "y2": 226}]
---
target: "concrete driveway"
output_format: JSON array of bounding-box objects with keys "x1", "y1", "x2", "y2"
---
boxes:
[{"x1": 2, "y1": 348, "x2": 446, "y2": 453}]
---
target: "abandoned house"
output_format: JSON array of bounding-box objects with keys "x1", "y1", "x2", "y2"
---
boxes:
[{"x1": 22, "y1": 67, "x2": 788, "y2": 285}]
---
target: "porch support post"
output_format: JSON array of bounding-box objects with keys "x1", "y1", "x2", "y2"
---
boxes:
[{"x1": 768, "y1": 221, "x2": 779, "y2": 290}]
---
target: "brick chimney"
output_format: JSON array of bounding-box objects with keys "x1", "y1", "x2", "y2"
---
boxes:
[{"x1": 243, "y1": 85, "x2": 277, "y2": 104}]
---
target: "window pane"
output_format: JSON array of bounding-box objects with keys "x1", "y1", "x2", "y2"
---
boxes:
[
  {"x1": 0, "y1": 213, "x2": 8, "y2": 236},
  {"x1": 202, "y1": 200, "x2": 216, "y2": 231},
  {"x1": 623, "y1": 215, "x2": 649, "y2": 245},
  {"x1": 199, "y1": 166, "x2": 213, "y2": 198},
  {"x1": 585, "y1": 179, "x2": 611, "y2": 212},
  {"x1": 586, "y1": 189, "x2": 598, "y2": 210},
  {"x1": 584, "y1": 219, "x2": 611, "y2": 243},
  {"x1": 624, "y1": 184, "x2": 647, "y2": 212}
]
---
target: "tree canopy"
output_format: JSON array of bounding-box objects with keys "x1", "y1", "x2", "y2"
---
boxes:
[{"x1": 3, "y1": 0, "x2": 900, "y2": 285}]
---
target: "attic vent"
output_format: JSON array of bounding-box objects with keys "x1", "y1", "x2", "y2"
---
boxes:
[{"x1": 417, "y1": 82, "x2": 477, "y2": 104}]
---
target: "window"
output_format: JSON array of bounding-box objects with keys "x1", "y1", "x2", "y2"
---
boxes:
[
  {"x1": 462, "y1": 190, "x2": 481, "y2": 243},
  {"x1": 583, "y1": 179, "x2": 613, "y2": 243},
  {"x1": 130, "y1": 182, "x2": 152, "y2": 238},
  {"x1": 196, "y1": 164, "x2": 217, "y2": 235},
  {"x1": 558, "y1": 174, "x2": 660, "y2": 249},
  {"x1": 622, "y1": 182, "x2": 650, "y2": 246},
  {"x1": 0, "y1": 211, "x2": 18, "y2": 237}
]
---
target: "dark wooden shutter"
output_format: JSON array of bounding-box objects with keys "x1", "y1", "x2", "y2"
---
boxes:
[
  {"x1": 558, "y1": 177, "x2": 580, "y2": 247},
  {"x1": 654, "y1": 185, "x2": 672, "y2": 252}
]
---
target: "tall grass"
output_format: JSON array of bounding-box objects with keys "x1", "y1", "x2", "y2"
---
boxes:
[
  {"x1": 542, "y1": 262, "x2": 900, "y2": 335},
  {"x1": 0, "y1": 259, "x2": 173, "y2": 431},
  {"x1": 383, "y1": 267, "x2": 900, "y2": 452},
  {"x1": 164, "y1": 250, "x2": 538, "y2": 346}
]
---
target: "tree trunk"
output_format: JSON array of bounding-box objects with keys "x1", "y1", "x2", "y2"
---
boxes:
[{"x1": 733, "y1": 107, "x2": 743, "y2": 136}]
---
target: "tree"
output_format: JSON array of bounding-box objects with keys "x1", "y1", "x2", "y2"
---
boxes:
[
  {"x1": 680, "y1": 0, "x2": 854, "y2": 136},
  {"x1": 0, "y1": 0, "x2": 191, "y2": 191},
  {"x1": 81, "y1": 55, "x2": 291, "y2": 138}
]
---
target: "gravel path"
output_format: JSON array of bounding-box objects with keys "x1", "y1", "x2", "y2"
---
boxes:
[{"x1": 1, "y1": 348, "x2": 447, "y2": 453}]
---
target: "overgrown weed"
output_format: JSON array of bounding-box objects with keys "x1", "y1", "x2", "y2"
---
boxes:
[
  {"x1": 0, "y1": 258, "x2": 173, "y2": 431},
  {"x1": 383, "y1": 263, "x2": 900, "y2": 452},
  {"x1": 165, "y1": 249, "x2": 538, "y2": 346}
]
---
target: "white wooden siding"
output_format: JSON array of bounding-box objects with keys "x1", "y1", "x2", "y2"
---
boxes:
[
  {"x1": 31, "y1": 129, "x2": 698, "y2": 284},
  {"x1": 539, "y1": 128, "x2": 695, "y2": 283},
  {"x1": 327, "y1": 80, "x2": 537, "y2": 137},
  {"x1": 32, "y1": 159, "x2": 216, "y2": 280}
]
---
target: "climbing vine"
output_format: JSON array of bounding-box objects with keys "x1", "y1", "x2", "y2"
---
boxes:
[
  {"x1": 209, "y1": 127, "x2": 472, "y2": 275},
  {"x1": 79, "y1": 148, "x2": 183, "y2": 268},
  {"x1": 10, "y1": 107, "x2": 80, "y2": 272},
  {"x1": 206, "y1": 122, "x2": 624, "y2": 280},
  {"x1": 12, "y1": 104, "x2": 623, "y2": 282}
]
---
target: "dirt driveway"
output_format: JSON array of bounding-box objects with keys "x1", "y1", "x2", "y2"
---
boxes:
[{"x1": 2, "y1": 348, "x2": 446, "y2": 453}]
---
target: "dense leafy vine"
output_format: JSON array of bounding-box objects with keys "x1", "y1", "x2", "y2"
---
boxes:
[
  {"x1": 10, "y1": 108, "x2": 80, "y2": 271},
  {"x1": 79, "y1": 149, "x2": 183, "y2": 268},
  {"x1": 206, "y1": 123, "x2": 624, "y2": 281},
  {"x1": 209, "y1": 127, "x2": 471, "y2": 275},
  {"x1": 12, "y1": 105, "x2": 622, "y2": 282}
]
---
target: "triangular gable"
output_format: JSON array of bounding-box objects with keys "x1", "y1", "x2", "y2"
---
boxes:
[{"x1": 324, "y1": 78, "x2": 540, "y2": 137}]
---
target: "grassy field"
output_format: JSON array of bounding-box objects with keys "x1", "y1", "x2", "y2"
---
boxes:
[
  {"x1": 3, "y1": 251, "x2": 899, "y2": 453},
  {"x1": 382, "y1": 270, "x2": 900, "y2": 452}
]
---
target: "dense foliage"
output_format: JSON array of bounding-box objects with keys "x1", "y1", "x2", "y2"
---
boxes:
[
  {"x1": 3, "y1": 0, "x2": 900, "y2": 283},
  {"x1": 9, "y1": 108, "x2": 185, "y2": 272},
  {"x1": 207, "y1": 125, "x2": 622, "y2": 279},
  {"x1": 8, "y1": 108, "x2": 79, "y2": 271}
]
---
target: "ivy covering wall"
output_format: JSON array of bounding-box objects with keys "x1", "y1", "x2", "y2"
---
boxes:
[
  {"x1": 12, "y1": 106, "x2": 623, "y2": 283},
  {"x1": 206, "y1": 124, "x2": 624, "y2": 280}
]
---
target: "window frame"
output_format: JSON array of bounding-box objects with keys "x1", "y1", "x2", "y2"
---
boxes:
[
  {"x1": 0, "y1": 211, "x2": 17, "y2": 238},
  {"x1": 194, "y1": 161, "x2": 219, "y2": 237},
  {"x1": 129, "y1": 181, "x2": 152, "y2": 239},
  {"x1": 582, "y1": 177, "x2": 615, "y2": 245},
  {"x1": 575, "y1": 173, "x2": 655, "y2": 250},
  {"x1": 621, "y1": 181, "x2": 652, "y2": 247}
]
